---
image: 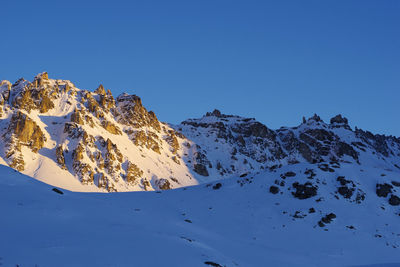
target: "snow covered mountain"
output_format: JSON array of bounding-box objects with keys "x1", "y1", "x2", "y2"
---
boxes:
[
  {"x1": 1, "y1": 73, "x2": 400, "y2": 266},
  {"x1": 0, "y1": 72, "x2": 209, "y2": 192},
  {"x1": 0, "y1": 73, "x2": 400, "y2": 194}
]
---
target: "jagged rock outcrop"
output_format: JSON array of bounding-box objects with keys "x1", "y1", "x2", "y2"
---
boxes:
[
  {"x1": 56, "y1": 145, "x2": 67, "y2": 170},
  {"x1": 114, "y1": 93, "x2": 160, "y2": 131},
  {"x1": 71, "y1": 108, "x2": 85, "y2": 125},
  {"x1": 330, "y1": 114, "x2": 350, "y2": 130},
  {"x1": 102, "y1": 120, "x2": 122, "y2": 135},
  {"x1": 72, "y1": 143, "x2": 95, "y2": 185},
  {"x1": 126, "y1": 162, "x2": 143, "y2": 185},
  {"x1": 10, "y1": 73, "x2": 57, "y2": 114},
  {"x1": 179, "y1": 111, "x2": 400, "y2": 186},
  {"x1": 94, "y1": 84, "x2": 106, "y2": 95},
  {"x1": 132, "y1": 130, "x2": 161, "y2": 154},
  {"x1": 155, "y1": 178, "x2": 172, "y2": 190},
  {"x1": 164, "y1": 129, "x2": 180, "y2": 154},
  {"x1": 8, "y1": 111, "x2": 46, "y2": 153},
  {"x1": 292, "y1": 182, "x2": 318, "y2": 199}
]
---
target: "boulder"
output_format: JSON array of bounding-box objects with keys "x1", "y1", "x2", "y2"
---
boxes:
[
  {"x1": 269, "y1": 185, "x2": 279, "y2": 194},
  {"x1": 156, "y1": 178, "x2": 171, "y2": 190},
  {"x1": 292, "y1": 182, "x2": 318, "y2": 199},
  {"x1": 194, "y1": 163, "x2": 209, "y2": 176},
  {"x1": 376, "y1": 183, "x2": 393, "y2": 198},
  {"x1": 389, "y1": 195, "x2": 400, "y2": 206}
]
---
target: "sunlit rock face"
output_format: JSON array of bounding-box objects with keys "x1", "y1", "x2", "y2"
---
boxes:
[
  {"x1": 0, "y1": 73, "x2": 200, "y2": 192},
  {"x1": 0, "y1": 73, "x2": 399, "y2": 193}
]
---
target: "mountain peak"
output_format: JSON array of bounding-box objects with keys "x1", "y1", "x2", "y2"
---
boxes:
[
  {"x1": 94, "y1": 84, "x2": 106, "y2": 95},
  {"x1": 330, "y1": 114, "x2": 349, "y2": 126},
  {"x1": 34, "y1": 72, "x2": 49, "y2": 80},
  {"x1": 205, "y1": 109, "x2": 222, "y2": 117},
  {"x1": 304, "y1": 113, "x2": 323, "y2": 123}
]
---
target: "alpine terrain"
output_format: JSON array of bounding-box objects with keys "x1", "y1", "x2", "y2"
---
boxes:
[{"x1": 1, "y1": 73, "x2": 400, "y2": 266}]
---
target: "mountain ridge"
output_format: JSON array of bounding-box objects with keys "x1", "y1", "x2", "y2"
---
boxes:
[{"x1": 0, "y1": 72, "x2": 399, "y2": 192}]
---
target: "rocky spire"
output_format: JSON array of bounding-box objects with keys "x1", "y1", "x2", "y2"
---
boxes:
[
  {"x1": 330, "y1": 114, "x2": 351, "y2": 130},
  {"x1": 330, "y1": 114, "x2": 348, "y2": 125},
  {"x1": 35, "y1": 72, "x2": 49, "y2": 81},
  {"x1": 302, "y1": 114, "x2": 323, "y2": 124},
  {"x1": 94, "y1": 84, "x2": 106, "y2": 95},
  {"x1": 206, "y1": 109, "x2": 222, "y2": 117},
  {"x1": 309, "y1": 114, "x2": 322, "y2": 122}
]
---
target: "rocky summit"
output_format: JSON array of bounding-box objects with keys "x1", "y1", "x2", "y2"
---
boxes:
[{"x1": 0, "y1": 73, "x2": 399, "y2": 194}]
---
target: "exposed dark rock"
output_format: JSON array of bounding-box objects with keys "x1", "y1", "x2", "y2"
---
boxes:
[
  {"x1": 52, "y1": 188, "x2": 64, "y2": 194},
  {"x1": 56, "y1": 145, "x2": 67, "y2": 170},
  {"x1": 392, "y1": 181, "x2": 400, "y2": 187},
  {"x1": 284, "y1": 171, "x2": 296, "y2": 177},
  {"x1": 206, "y1": 109, "x2": 222, "y2": 117},
  {"x1": 376, "y1": 183, "x2": 393, "y2": 198},
  {"x1": 355, "y1": 191, "x2": 366, "y2": 203},
  {"x1": 213, "y1": 183, "x2": 222, "y2": 190},
  {"x1": 336, "y1": 142, "x2": 358, "y2": 160},
  {"x1": 330, "y1": 114, "x2": 348, "y2": 125},
  {"x1": 269, "y1": 186, "x2": 279, "y2": 194},
  {"x1": 293, "y1": 211, "x2": 306, "y2": 219},
  {"x1": 355, "y1": 128, "x2": 393, "y2": 157},
  {"x1": 292, "y1": 182, "x2": 318, "y2": 199},
  {"x1": 156, "y1": 178, "x2": 172, "y2": 190},
  {"x1": 298, "y1": 142, "x2": 314, "y2": 163},
  {"x1": 194, "y1": 163, "x2": 209, "y2": 176},
  {"x1": 389, "y1": 195, "x2": 400, "y2": 206},
  {"x1": 304, "y1": 169, "x2": 316, "y2": 179},
  {"x1": 338, "y1": 186, "x2": 354, "y2": 199},
  {"x1": 307, "y1": 114, "x2": 323, "y2": 123},
  {"x1": 318, "y1": 164, "x2": 334, "y2": 172},
  {"x1": 319, "y1": 213, "x2": 336, "y2": 226},
  {"x1": 336, "y1": 176, "x2": 355, "y2": 199},
  {"x1": 204, "y1": 261, "x2": 223, "y2": 267},
  {"x1": 337, "y1": 176, "x2": 351, "y2": 186}
]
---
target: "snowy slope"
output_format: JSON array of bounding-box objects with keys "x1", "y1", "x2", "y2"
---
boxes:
[{"x1": 1, "y1": 163, "x2": 400, "y2": 267}]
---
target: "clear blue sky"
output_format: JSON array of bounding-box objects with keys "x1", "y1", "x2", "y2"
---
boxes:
[{"x1": 1, "y1": 0, "x2": 399, "y2": 135}]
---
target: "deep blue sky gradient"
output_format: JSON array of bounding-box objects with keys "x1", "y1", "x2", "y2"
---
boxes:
[{"x1": 1, "y1": 0, "x2": 399, "y2": 135}]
